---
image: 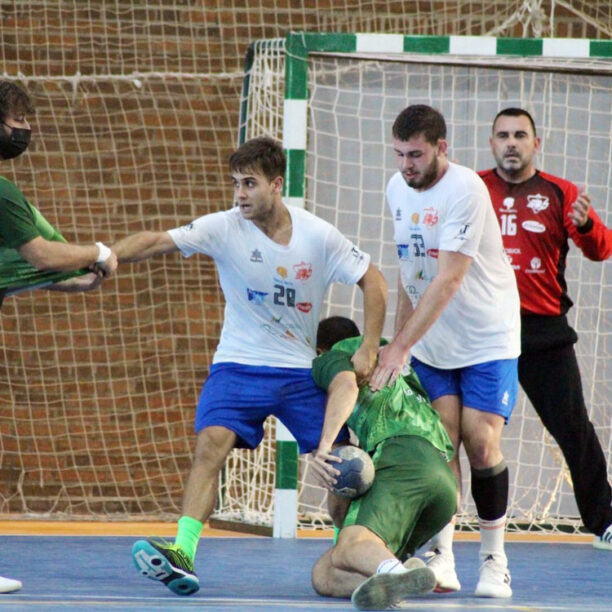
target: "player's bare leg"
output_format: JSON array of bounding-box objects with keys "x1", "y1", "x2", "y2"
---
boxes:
[
  {"x1": 181, "y1": 426, "x2": 237, "y2": 520},
  {"x1": 132, "y1": 426, "x2": 237, "y2": 596},
  {"x1": 312, "y1": 526, "x2": 435, "y2": 608},
  {"x1": 462, "y1": 408, "x2": 512, "y2": 598}
]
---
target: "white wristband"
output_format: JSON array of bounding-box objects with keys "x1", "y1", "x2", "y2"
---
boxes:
[{"x1": 95, "y1": 242, "x2": 112, "y2": 264}]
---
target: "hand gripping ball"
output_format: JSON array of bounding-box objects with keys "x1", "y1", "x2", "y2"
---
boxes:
[{"x1": 329, "y1": 445, "x2": 375, "y2": 499}]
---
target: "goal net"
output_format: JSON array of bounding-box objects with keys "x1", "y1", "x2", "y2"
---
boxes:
[{"x1": 233, "y1": 33, "x2": 612, "y2": 534}]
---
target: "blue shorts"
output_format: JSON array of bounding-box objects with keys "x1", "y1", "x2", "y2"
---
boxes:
[
  {"x1": 410, "y1": 357, "x2": 518, "y2": 423},
  {"x1": 195, "y1": 362, "x2": 349, "y2": 453}
]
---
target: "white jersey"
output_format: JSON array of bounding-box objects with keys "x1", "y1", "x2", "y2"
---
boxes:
[
  {"x1": 386, "y1": 162, "x2": 520, "y2": 368},
  {"x1": 168, "y1": 205, "x2": 370, "y2": 368}
]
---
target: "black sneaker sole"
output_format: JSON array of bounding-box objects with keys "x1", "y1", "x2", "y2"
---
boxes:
[{"x1": 351, "y1": 566, "x2": 436, "y2": 610}]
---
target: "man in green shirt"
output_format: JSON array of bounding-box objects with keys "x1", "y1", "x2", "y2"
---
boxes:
[
  {"x1": 0, "y1": 80, "x2": 117, "y2": 309},
  {"x1": 310, "y1": 316, "x2": 456, "y2": 610},
  {"x1": 0, "y1": 80, "x2": 117, "y2": 593}
]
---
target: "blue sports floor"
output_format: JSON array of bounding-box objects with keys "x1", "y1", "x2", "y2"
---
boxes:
[{"x1": 0, "y1": 536, "x2": 609, "y2": 610}]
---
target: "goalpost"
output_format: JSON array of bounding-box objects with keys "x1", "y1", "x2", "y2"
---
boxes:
[{"x1": 222, "y1": 32, "x2": 612, "y2": 535}]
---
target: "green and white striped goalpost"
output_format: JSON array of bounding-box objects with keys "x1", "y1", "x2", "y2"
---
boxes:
[{"x1": 240, "y1": 32, "x2": 611, "y2": 537}]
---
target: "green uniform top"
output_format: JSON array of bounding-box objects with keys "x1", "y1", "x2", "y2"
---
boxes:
[
  {"x1": 0, "y1": 175, "x2": 85, "y2": 294},
  {"x1": 312, "y1": 336, "x2": 454, "y2": 461}
]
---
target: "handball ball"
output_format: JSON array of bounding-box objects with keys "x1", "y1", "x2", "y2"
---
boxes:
[{"x1": 329, "y1": 445, "x2": 375, "y2": 499}]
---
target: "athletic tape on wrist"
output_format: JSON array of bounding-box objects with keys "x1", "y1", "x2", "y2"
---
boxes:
[{"x1": 95, "y1": 242, "x2": 112, "y2": 264}]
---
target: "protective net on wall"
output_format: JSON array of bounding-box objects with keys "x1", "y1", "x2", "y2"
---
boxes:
[{"x1": 0, "y1": 1, "x2": 609, "y2": 523}]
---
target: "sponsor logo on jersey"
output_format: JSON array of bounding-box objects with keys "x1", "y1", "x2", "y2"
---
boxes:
[
  {"x1": 423, "y1": 207, "x2": 439, "y2": 227},
  {"x1": 426, "y1": 249, "x2": 439, "y2": 258},
  {"x1": 247, "y1": 288, "x2": 268, "y2": 304},
  {"x1": 454, "y1": 223, "x2": 471, "y2": 241},
  {"x1": 296, "y1": 302, "x2": 312, "y2": 313},
  {"x1": 397, "y1": 244, "x2": 411, "y2": 260},
  {"x1": 526, "y1": 257, "x2": 545, "y2": 274},
  {"x1": 294, "y1": 261, "x2": 312, "y2": 280},
  {"x1": 527, "y1": 193, "x2": 549, "y2": 213},
  {"x1": 261, "y1": 323, "x2": 297, "y2": 340},
  {"x1": 406, "y1": 285, "x2": 418, "y2": 294},
  {"x1": 505, "y1": 254, "x2": 520, "y2": 269},
  {"x1": 415, "y1": 270, "x2": 434, "y2": 281},
  {"x1": 250, "y1": 248, "x2": 263, "y2": 263},
  {"x1": 395, "y1": 208, "x2": 402, "y2": 221},
  {"x1": 351, "y1": 246, "x2": 365, "y2": 261},
  {"x1": 502, "y1": 197, "x2": 515, "y2": 210},
  {"x1": 504, "y1": 248, "x2": 521, "y2": 254},
  {"x1": 276, "y1": 266, "x2": 288, "y2": 279},
  {"x1": 182, "y1": 222, "x2": 195, "y2": 231},
  {"x1": 522, "y1": 220, "x2": 546, "y2": 233}
]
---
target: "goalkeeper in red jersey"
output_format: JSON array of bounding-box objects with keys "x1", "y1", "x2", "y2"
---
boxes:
[{"x1": 479, "y1": 107, "x2": 612, "y2": 551}]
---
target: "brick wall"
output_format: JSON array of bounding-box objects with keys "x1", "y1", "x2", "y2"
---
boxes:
[{"x1": 0, "y1": 1, "x2": 607, "y2": 519}]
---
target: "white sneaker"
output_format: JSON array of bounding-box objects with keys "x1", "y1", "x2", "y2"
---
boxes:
[
  {"x1": 593, "y1": 524, "x2": 612, "y2": 551},
  {"x1": 423, "y1": 547, "x2": 461, "y2": 593},
  {"x1": 474, "y1": 555, "x2": 512, "y2": 598},
  {"x1": 403, "y1": 557, "x2": 426, "y2": 571},
  {"x1": 0, "y1": 575, "x2": 22, "y2": 594}
]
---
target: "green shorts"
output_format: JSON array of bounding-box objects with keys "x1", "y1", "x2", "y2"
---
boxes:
[{"x1": 342, "y1": 435, "x2": 456, "y2": 560}]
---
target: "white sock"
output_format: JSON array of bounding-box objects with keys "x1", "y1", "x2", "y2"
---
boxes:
[
  {"x1": 430, "y1": 517, "x2": 456, "y2": 557},
  {"x1": 376, "y1": 559, "x2": 406, "y2": 574},
  {"x1": 479, "y1": 515, "x2": 507, "y2": 564}
]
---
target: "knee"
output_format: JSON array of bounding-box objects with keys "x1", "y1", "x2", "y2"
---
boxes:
[
  {"x1": 192, "y1": 426, "x2": 235, "y2": 470},
  {"x1": 464, "y1": 431, "x2": 500, "y2": 468}
]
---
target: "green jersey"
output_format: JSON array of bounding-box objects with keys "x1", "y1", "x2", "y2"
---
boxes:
[
  {"x1": 0, "y1": 175, "x2": 85, "y2": 295},
  {"x1": 312, "y1": 336, "x2": 454, "y2": 461}
]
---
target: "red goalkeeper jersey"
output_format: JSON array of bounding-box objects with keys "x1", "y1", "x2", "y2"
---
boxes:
[{"x1": 479, "y1": 169, "x2": 612, "y2": 316}]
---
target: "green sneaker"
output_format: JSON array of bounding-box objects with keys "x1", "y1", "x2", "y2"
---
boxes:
[
  {"x1": 351, "y1": 566, "x2": 436, "y2": 610},
  {"x1": 132, "y1": 537, "x2": 199, "y2": 596}
]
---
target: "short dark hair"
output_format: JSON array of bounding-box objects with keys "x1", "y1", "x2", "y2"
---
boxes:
[
  {"x1": 493, "y1": 107, "x2": 537, "y2": 136},
  {"x1": 316, "y1": 316, "x2": 361, "y2": 352},
  {"x1": 392, "y1": 104, "x2": 446, "y2": 144},
  {"x1": 0, "y1": 81, "x2": 34, "y2": 122},
  {"x1": 228, "y1": 136, "x2": 286, "y2": 182}
]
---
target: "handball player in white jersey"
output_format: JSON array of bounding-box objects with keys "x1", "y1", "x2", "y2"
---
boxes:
[
  {"x1": 112, "y1": 136, "x2": 387, "y2": 596},
  {"x1": 370, "y1": 105, "x2": 520, "y2": 598}
]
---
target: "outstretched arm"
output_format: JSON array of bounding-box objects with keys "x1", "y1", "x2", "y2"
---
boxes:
[
  {"x1": 112, "y1": 231, "x2": 178, "y2": 262},
  {"x1": 352, "y1": 263, "x2": 387, "y2": 383},
  {"x1": 17, "y1": 237, "x2": 117, "y2": 278},
  {"x1": 370, "y1": 250, "x2": 472, "y2": 390}
]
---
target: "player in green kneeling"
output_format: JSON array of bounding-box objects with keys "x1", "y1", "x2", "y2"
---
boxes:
[{"x1": 310, "y1": 317, "x2": 457, "y2": 610}]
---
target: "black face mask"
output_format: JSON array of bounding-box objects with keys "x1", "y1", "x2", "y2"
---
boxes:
[{"x1": 0, "y1": 122, "x2": 31, "y2": 160}]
